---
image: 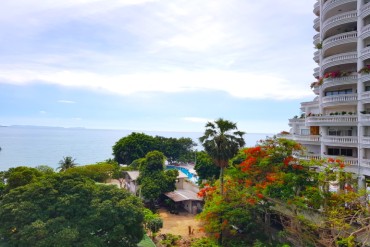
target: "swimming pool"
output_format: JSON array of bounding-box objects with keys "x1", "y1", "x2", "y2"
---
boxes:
[{"x1": 166, "y1": 165, "x2": 198, "y2": 183}]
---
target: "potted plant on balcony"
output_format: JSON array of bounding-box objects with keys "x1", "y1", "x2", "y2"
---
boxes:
[
  {"x1": 359, "y1": 65, "x2": 370, "y2": 74},
  {"x1": 315, "y1": 42, "x2": 322, "y2": 49}
]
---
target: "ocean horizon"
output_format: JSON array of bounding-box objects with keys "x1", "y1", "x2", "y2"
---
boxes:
[{"x1": 0, "y1": 126, "x2": 274, "y2": 171}]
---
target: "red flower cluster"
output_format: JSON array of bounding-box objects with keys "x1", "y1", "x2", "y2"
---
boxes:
[
  {"x1": 324, "y1": 71, "x2": 340, "y2": 78},
  {"x1": 197, "y1": 184, "x2": 216, "y2": 198}
]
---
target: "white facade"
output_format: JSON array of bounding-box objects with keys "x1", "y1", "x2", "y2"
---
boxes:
[{"x1": 288, "y1": 0, "x2": 370, "y2": 181}]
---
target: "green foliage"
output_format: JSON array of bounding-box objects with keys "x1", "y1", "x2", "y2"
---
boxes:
[
  {"x1": 160, "y1": 234, "x2": 181, "y2": 247},
  {"x1": 35, "y1": 165, "x2": 55, "y2": 175},
  {"x1": 199, "y1": 118, "x2": 245, "y2": 168},
  {"x1": 113, "y1": 132, "x2": 156, "y2": 165},
  {"x1": 112, "y1": 132, "x2": 196, "y2": 165},
  {"x1": 190, "y1": 237, "x2": 219, "y2": 247},
  {"x1": 4, "y1": 166, "x2": 43, "y2": 191},
  {"x1": 0, "y1": 173, "x2": 145, "y2": 247},
  {"x1": 57, "y1": 156, "x2": 77, "y2": 172},
  {"x1": 138, "y1": 151, "x2": 178, "y2": 206},
  {"x1": 64, "y1": 162, "x2": 115, "y2": 182},
  {"x1": 194, "y1": 151, "x2": 220, "y2": 181},
  {"x1": 143, "y1": 208, "x2": 163, "y2": 236}
]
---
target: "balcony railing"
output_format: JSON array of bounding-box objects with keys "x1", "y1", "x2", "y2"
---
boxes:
[
  {"x1": 323, "y1": 0, "x2": 357, "y2": 18},
  {"x1": 306, "y1": 115, "x2": 358, "y2": 126},
  {"x1": 301, "y1": 100, "x2": 319, "y2": 109},
  {"x1": 314, "y1": 17, "x2": 320, "y2": 31},
  {"x1": 314, "y1": 50, "x2": 320, "y2": 63},
  {"x1": 361, "y1": 91, "x2": 370, "y2": 101},
  {"x1": 361, "y1": 24, "x2": 370, "y2": 39},
  {"x1": 299, "y1": 154, "x2": 322, "y2": 161},
  {"x1": 360, "y1": 114, "x2": 370, "y2": 122},
  {"x1": 314, "y1": 1, "x2": 320, "y2": 16},
  {"x1": 322, "y1": 136, "x2": 358, "y2": 144},
  {"x1": 322, "y1": 31, "x2": 357, "y2": 52},
  {"x1": 322, "y1": 11, "x2": 357, "y2": 35},
  {"x1": 323, "y1": 155, "x2": 358, "y2": 166},
  {"x1": 322, "y1": 94, "x2": 357, "y2": 105},
  {"x1": 321, "y1": 52, "x2": 357, "y2": 71},
  {"x1": 361, "y1": 47, "x2": 370, "y2": 60},
  {"x1": 362, "y1": 136, "x2": 370, "y2": 145},
  {"x1": 360, "y1": 159, "x2": 370, "y2": 168},
  {"x1": 313, "y1": 33, "x2": 320, "y2": 45},
  {"x1": 313, "y1": 67, "x2": 320, "y2": 78},
  {"x1": 322, "y1": 75, "x2": 357, "y2": 90},
  {"x1": 360, "y1": 1, "x2": 370, "y2": 18}
]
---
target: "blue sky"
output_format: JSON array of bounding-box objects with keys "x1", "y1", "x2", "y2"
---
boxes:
[{"x1": 0, "y1": 0, "x2": 317, "y2": 133}]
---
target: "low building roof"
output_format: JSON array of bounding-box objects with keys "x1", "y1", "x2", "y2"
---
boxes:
[
  {"x1": 165, "y1": 189, "x2": 202, "y2": 202},
  {"x1": 125, "y1": 171, "x2": 140, "y2": 181}
]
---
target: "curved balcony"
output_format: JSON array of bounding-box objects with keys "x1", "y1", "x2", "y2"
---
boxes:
[
  {"x1": 313, "y1": 33, "x2": 320, "y2": 45},
  {"x1": 360, "y1": 159, "x2": 370, "y2": 168},
  {"x1": 306, "y1": 115, "x2": 358, "y2": 126},
  {"x1": 361, "y1": 24, "x2": 370, "y2": 40},
  {"x1": 322, "y1": 136, "x2": 358, "y2": 146},
  {"x1": 288, "y1": 118, "x2": 305, "y2": 127},
  {"x1": 300, "y1": 100, "x2": 319, "y2": 111},
  {"x1": 314, "y1": 1, "x2": 320, "y2": 16},
  {"x1": 321, "y1": 52, "x2": 357, "y2": 71},
  {"x1": 362, "y1": 136, "x2": 370, "y2": 146},
  {"x1": 313, "y1": 17, "x2": 320, "y2": 31},
  {"x1": 322, "y1": 31, "x2": 357, "y2": 53},
  {"x1": 360, "y1": 114, "x2": 370, "y2": 125},
  {"x1": 322, "y1": 11, "x2": 357, "y2": 35},
  {"x1": 360, "y1": 47, "x2": 370, "y2": 61},
  {"x1": 321, "y1": 75, "x2": 357, "y2": 90},
  {"x1": 313, "y1": 50, "x2": 320, "y2": 63},
  {"x1": 360, "y1": 2, "x2": 370, "y2": 18},
  {"x1": 322, "y1": 0, "x2": 357, "y2": 18},
  {"x1": 322, "y1": 94, "x2": 357, "y2": 107},
  {"x1": 361, "y1": 91, "x2": 370, "y2": 103},
  {"x1": 359, "y1": 73, "x2": 370, "y2": 83},
  {"x1": 313, "y1": 67, "x2": 320, "y2": 78}
]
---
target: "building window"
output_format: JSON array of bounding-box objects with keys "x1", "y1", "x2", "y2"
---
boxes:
[
  {"x1": 328, "y1": 148, "x2": 353, "y2": 157},
  {"x1": 328, "y1": 129, "x2": 352, "y2": 136},
  {"x1": 325, "y1": 89, "x2": 352, "y2": 96},
  {"x1": 300, "y1": 129, "x2": 310, "y2": 136}
]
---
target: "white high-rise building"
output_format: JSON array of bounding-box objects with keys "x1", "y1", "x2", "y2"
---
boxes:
[{"x1": 286, "y1": 0, "x2": 370, "y2": 183}]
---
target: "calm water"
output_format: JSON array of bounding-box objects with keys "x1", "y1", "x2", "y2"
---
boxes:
[{"x1": 0, "y1": 126, "x2": 272, "y2": 171}]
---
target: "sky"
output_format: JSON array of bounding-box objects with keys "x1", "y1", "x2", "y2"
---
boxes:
[{"x1": 0, "y1": 0, "x2": 317, "y2": 133}]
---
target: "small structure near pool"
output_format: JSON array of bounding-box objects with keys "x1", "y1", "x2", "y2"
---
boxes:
[{"x1": 123, "y1": 170, "x2": 203, "y2": 214}]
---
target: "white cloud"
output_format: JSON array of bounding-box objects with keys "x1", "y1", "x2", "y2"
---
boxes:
[
  {"x1": 0, "y1": 68, "x2": 312, "y2": 100},
  {"x1": 58, "y1": 100, "x2": 76, "y2": 104}
]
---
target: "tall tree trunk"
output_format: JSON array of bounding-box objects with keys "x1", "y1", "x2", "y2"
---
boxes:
[{"x1": 219, "y1": 166, "x2": 224, "y2": 246}]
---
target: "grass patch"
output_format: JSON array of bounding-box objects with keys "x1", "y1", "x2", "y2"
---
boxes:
[{"x1": 137, "y1": 234, "x2": 156, "y2": 247}]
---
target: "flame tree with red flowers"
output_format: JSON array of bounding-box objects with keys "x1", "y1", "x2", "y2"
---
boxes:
[
  {"x1": 197, "y1": 137, "x2": 370, "y2": 246},
  {"x1": 199, "y1": 118, "x2": 245, "y2": 245}
]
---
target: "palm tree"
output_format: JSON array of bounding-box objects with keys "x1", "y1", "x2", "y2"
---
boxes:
[
  {"x1": 58, "y1": 156, "x2": 77, "y2": 172},
  {"x1": 199, "y1": 118, "x2": 245, "y2": 245},
  {"x1": 199, "y1": 118, "x2": 245, "y2": 193}
]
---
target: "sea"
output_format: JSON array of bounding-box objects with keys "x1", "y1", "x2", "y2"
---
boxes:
[{"x1": 0, "y1": 126, "x2": 273, "y2": 171}]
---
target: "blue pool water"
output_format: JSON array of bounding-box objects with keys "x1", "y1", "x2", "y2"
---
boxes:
[{"x1": 166, "y1": 165, "x2": 198, "y2": 183}]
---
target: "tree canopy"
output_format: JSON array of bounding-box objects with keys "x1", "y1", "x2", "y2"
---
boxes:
[
  {"x1": 0, "y1": 173, "x2": 145, "y2": 247},
  {"x1": 198, "y1": 137, "x2": 370, "y2": 246},
  {"x1": 137, "y1": 151, "x2": 178, "y2": 207},
  {"x1": 194, "y1": 151, "x2": 220, "y2": 181},
  {"x1": 112, "y1": 132, "x2": 196, "y2": 165}
]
